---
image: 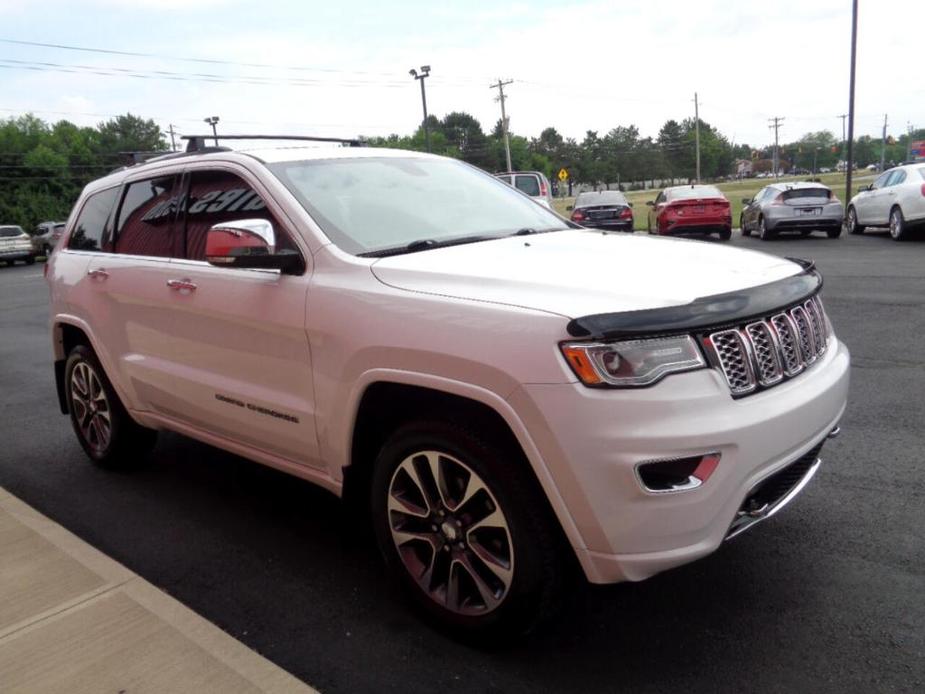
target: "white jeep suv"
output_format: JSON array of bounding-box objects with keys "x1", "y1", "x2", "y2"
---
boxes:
[{"x1": 46, "y1": 141, "x2": 850, "y2": 636}]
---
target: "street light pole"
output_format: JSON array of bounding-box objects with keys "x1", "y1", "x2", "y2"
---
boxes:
[
  {"x1": 203, "y1": 116, "x2": 220, "y2": 147},
  {"x1": 409, "y1": 66, "x2": 431, "y2": 153},
  {"x1": 845, "y1": 0, "x2": 858, "y2": 206}
]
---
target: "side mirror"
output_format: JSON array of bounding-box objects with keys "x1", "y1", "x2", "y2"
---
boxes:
[
  {"x1": 646, "y1": 200, "x2": 655, "y2": 207},
  {"x1": 628, "y1": 202, "x2": 634, "y2": 208},
  {"x1": 566, "y1": 205, "x2": 573, "y2": 211},
  {"x1": 742, "y1": 198, "x2": 752, "y2": 205},
  {"x1": 205, "y1": 219, "x2": 303, "y2": 274}
]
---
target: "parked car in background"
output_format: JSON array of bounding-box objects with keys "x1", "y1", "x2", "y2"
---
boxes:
[
  {"x1": 567, "y1": 190, "x2": 633, "y2": 231},
  {"x1": 847, "y1": 164, "x2": 925, "y2": 241},
  {"x1": 741, "y1": 182, "x2": 843, "y2": 240},
  {"x1": 493, "y1": 171, "x2": 553, "y2": 208},
  {"x1": 0, "y1": 225, "x2": 36, "y2": 265},
  {"x1": 30, "y1": 221, "x2": 67, "y2": 256},
  {"x1": 646, "y1": 184, "x2": 732, "y2": 240}
]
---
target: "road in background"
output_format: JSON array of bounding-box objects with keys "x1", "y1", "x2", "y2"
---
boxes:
[{"x1": 0, "y1": 231, "x2": 922, "y2": 693}]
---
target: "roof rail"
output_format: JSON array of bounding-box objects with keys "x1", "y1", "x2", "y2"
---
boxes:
[
  {"x1": 181, "y1": 134, "x2": 366, "y2": 152},
  {"x1": 119, "y1": 150, "x2": 174, "y2": 166}
]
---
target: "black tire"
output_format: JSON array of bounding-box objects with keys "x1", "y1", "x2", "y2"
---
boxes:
[
  {"x1": 827, "y1": 226, "x2": 842, "y2": 239},
  {"x1": 758, "y1": 216, "x2": 774, "y2": 241},
  {"x1": 718, "y1": 227, "x2": 732, "y2": 241},
  {"x1": 64, "y1": 345, "x2": 157, "y2": 467},
  {"x1": 847, "y1": 207, "x2": 865, "y2": 234},
  {"x1": 370, "y1": 420, "x2": 564, "y2": 639},
  {"x1": 740, "y1": 215, "x2": 750, "y2": 236},
  {"x1": 647, "y1": 217, "x2": 654, "y2": 234},
  {"x1": 24, "y1": 255, "x2": 35, "y2": 265},
  {"x1": 889, "y1": 206, "x2": 909, "y2": 241}
]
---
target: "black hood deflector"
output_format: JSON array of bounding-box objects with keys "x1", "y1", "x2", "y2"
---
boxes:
[{"x1": 566, "y1": 258, "x2": 821, "y2": 339}]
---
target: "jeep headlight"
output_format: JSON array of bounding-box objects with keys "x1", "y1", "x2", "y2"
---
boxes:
[{"x1": 560, "y1": 335, "x2": 706, "y2": 387}]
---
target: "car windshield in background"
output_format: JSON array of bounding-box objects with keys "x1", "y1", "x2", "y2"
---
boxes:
[
  {"x1": 781, "y1": 188, "x2": 831, "y2": 201},
  {"x1": 270, "y1": 157, "x2": 566, "y2": 255},
  {"x1": 514, "y1": 175, "x2": 540, "y2": 196},
  {"x1": 576, "y1": 191, "x2": 627, "y2": 207},
  {"x1": 0, "y1": 226, "x2": 24, "y2": 237}
]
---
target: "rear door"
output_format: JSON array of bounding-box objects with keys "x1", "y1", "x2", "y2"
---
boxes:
[
  {"x1": 159, "y1": 165, "x2": 320, "y2": 467},
  {"x1": 84, "y1": 172, "x2": 185, "y2": 412}
]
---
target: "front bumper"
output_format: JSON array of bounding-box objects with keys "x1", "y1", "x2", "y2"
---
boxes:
[
  {"x1": 0, "y1": 249, "x2": 34, "y2": 261},
  {"x1": 511, "y1": 338, "x2": 850, "y2": 584}
]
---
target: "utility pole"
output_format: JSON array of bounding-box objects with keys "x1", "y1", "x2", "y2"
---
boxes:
[
  {"x1": 837, "y1": 113, "x2": 848, "y2": 167},
  {"x1": 168, "y1": 124, "x2": 178, "y2": 152},
  {"x1": 693, "y1": 92, "x2": 701, "y2": 183},
  {"x1": 409, "y1": 66, "x2": 432, "y2": 153},
  {"x1": 908, "y1": 122, "x2": 915, "y2": 163},
  {"x1": 769, "y1": 116, "x2": 784, "y2": 178},
  {"x1": 879, "y1": 114, "x2": 888, "y2": 171},
  {"x1": 813, "y1": 147, "x2": 821, "y2": 177},
  {"x1": 845, "y1": 0, "x2": 858, "y2": 205},
  {"x1": 490, "y1": 79, "x2": 514, "y2": 172}
]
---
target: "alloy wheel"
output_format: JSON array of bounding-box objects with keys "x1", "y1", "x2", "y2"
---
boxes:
[
  {"x1": 387, "y1": 450, "x2": 514, "y2": 616},
  {"x1": 889, "y1": 209, "x2": 904, "y2": 239},
  {"x1": 70, "y1": 361, "x2": 112, "y2": 453}
]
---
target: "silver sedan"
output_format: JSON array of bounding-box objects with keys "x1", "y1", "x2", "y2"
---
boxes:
[{"x1": 741, "y1": 182, "x2": 844, "y2": 240}]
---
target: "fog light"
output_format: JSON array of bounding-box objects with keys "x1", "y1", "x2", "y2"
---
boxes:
[{"x1": 636, "y1": 453, "x2": 721, "y2": 493}]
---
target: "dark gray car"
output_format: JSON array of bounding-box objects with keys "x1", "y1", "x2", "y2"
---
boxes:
[{"x1": 741, "y1": 183, "x2": 843, "y2": 240}]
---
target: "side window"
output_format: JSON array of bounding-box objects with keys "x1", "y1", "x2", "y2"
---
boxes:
[
  {"x1": 68, "y1": 187, "x2": 119, "y2": 252},
  {"x1": 888, "y1": 170, "x2": 906, "y2": 186},
  {"x1": 184, "y1": 170, "x2": 297, "y2": 261},
  {"x1": 115, "y1": 175, "x2": 180, "y2": 258},
  {"x1": 872, "y1": 171, "x2": 891, "y2": 189},
  {"x1": 655, "y1": 192, "x2": 666, "y2": 204}
]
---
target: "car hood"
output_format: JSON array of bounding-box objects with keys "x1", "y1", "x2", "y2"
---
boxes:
[{"x1": 370, "y1": 229, "x2": 806, "y2": 319}]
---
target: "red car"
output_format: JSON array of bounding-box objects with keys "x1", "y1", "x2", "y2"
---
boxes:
[{"x1": 646, "y1": 185, "x2": 732, "y2": 240}]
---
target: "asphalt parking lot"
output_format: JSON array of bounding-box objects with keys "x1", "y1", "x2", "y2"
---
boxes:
[{"x1": 1, "y1": 228, "x2": 923, "y2": 693}]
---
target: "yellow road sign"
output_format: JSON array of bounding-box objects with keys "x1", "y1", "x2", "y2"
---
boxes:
[{"x1": 557, "y1": 168, "x2": 569, "y2": 182}]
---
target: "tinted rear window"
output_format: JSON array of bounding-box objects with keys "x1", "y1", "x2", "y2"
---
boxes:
[
  {"x1": 781, "y1": 188, "x2": 831, "y2": 201},
  {"x1": 668, "y1": 186, "x2": 722, "y2": 200},
  {"x1": 0, "y1": 226, "x2": 24, "y2": 237},
  {"x1": 514, "y1": 175, "x2": 541, "y2": 197},
  {"x1": 576, "y1": 191, "x2": 627, "y2": 207}
]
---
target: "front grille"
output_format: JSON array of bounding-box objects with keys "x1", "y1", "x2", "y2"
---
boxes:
[{"x1": 705, "y1": 295, "x2": 829, "y2": 397}]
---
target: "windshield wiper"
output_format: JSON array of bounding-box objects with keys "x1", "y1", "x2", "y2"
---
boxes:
[
  {"x1": 360, "y1": 234, "x2": 499, "y2": 258},
  {"x1": 510, "y1": 226, "x2": 568, "y2": 236}
]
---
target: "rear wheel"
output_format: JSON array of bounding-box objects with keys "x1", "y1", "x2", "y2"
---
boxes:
[
  {"x1": 827, "y1": 226, "x2": 842, "y2": 239},
  {"x1": 758, "y1": 216, "x2": 774, "y2": 241},
  {"x1": 847, "y1": 207, "x2": 864, "y2": 234},
  {"x1": 370, "y1": 421, "x2": 564, "y2": 638},
  {"x1": 889, "y1": 206, "x2": 909, "y2": 241},
  {"x1": 24, "y1": 255, "x2": 35, "y2": 265},
  {"x1": 65, "y1": 345, "x2": 157, "y2": 467},
  {"x1": 718, "y1": 227, "x2": 732, "y2": 241}
]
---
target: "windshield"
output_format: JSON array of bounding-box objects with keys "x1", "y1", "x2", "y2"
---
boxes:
[
  {"x1": 269, "y1": 156, "x2": 566, "y2": 255},
  {"x1": 668, "y1": 186, "x2": 723, "y2": 200},
  {"x1": 0, "y1": 226, "x2": 25, "y2": 238},
  {"x1": 576, "y1": 191, "x2": 627, "y2": 207}
]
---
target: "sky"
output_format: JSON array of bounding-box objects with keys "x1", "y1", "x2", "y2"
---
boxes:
[{"x1": 0, "y1": 0, "x2": 922, "y2": 150}]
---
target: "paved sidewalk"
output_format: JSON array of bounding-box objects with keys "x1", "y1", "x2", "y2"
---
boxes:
[{"x1": 0, "y1": 487, "x2": 317, "y2": 694}]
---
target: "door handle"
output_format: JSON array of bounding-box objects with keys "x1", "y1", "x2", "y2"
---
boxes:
[
  {"x1": 166, "y1": 278, "x2": 197, "y2": 291},
  {"x1": 87, "y1": 268, "x2": 109, "y2": 279}
]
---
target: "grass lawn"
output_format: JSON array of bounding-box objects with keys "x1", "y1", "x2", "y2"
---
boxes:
[{"x1": 552, "y1": 172, "x2": 877, "y2": 231}]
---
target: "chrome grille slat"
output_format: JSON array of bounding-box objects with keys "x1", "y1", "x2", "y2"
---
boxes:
[{"x1": 707, "y1": 296, "x2": 830, "y2": 397}]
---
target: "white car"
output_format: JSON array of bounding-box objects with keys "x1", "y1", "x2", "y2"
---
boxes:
[
  {"x1": 46, "y1": 141, "x2": 850, "y2": 636},
  {"x1": 847, "y1": 163, "x2": 925, "y2": 240},
  {"x1": 0, "y1": 225, "x2": 37, "y2": 266}
]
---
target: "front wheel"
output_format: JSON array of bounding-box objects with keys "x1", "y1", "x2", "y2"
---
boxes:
[
  {"x1": 847, "y1": 207, "x2": 864, "y2": 234},
  {"x1": 740, "y1": 215, "x2": 750, "y2": 236},
  {"x1": 370, "y1": 421, "x2": 564, "y2": 638},
  {"x1": 65, "y1": 345, "x2": 157, "y2": 467},
  {"x1": 889, "y1": 207, "x2": 909, "y2": 241}
]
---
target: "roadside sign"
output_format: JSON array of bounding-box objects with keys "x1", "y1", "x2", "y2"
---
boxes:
[
  {"x1": 911, "y1": 141, "x2": 925, "y2": 161},
  {"x1": 557, "y1": 168, "x2": 569, "y2": 182}
]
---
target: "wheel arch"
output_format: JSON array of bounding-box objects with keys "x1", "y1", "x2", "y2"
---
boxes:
[
  {"x1": 341, "y1": 375, "x2": 586, "y2": 568},
  {"x1": 52, "y1": 316, "x2": 129, "y2": 416}
]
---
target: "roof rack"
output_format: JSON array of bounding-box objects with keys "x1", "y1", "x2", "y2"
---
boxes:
[{"x1": 181, "y1": 134, "x2": 366, "y2": 153}]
